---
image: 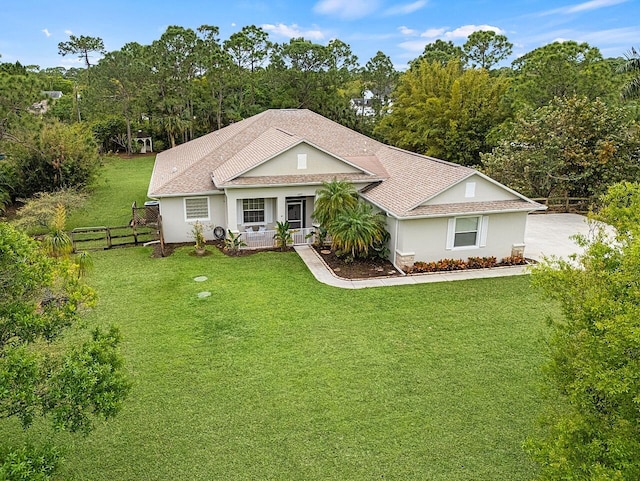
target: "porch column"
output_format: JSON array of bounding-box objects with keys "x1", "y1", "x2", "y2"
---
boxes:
[
  {"x1": 227, "y1": 195, "x2": 239, "y2": 232},
  {"x1": 276, "y1": 196, "x2": 286, "y2": 223}
]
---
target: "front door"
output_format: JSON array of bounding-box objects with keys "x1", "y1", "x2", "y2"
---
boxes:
[{"x1": 286, "y1": 199, "x2": 304, "y2": 229}]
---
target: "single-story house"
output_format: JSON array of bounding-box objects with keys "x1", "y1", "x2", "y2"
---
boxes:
[{"x1": 147, "y1": 109, "x2": 544, "y2": 270}]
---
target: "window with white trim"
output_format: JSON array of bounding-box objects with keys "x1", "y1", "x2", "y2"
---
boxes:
[
  {"x1": 447, "y1": 215, "x2": 488, "y2": 249},
  {"x1": 243, "y1": 198, "x2": 265, "y2": 223},
  {"x1": 184, "y1": 197, "x2": 209, "y2": 221},
  {"x1": 454, "y1": 216, "x2": 479, "y2": 247},
  {"x1": 297, "y1": 153, "x2": 307, "y2": 170}
]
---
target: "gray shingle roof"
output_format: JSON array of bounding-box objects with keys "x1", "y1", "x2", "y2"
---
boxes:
[{"x1": 148, "y1": 109, "x2": 543, "y2": 216}]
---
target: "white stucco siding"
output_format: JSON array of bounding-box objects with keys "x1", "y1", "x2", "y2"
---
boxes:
[
  {"x1": 424, "y1": 174, "x2": 518, "y2": 205},
  {"x1": 397, "y1": 211, "x2": 528, "y2": 263},
  {"x1": 242, "y1": 143, "x2": 361, "y2": 177},
  {"x1": 225, "y1": 185, "x2": 320, "y2": 232},
  {"x1": 158, "y1": 194, "x2": 226, "y2": 243}
]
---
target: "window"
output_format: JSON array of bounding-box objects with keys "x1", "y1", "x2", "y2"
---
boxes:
[
  {"x1": 243, "y1": 198, "x2": 265, "y2": 223},
  {"x1": 185, "y1": 197, "x2": 209, "y2": 221},
  {"x1": 454, "y1": 216, "x2": 479, "y2": 247}
]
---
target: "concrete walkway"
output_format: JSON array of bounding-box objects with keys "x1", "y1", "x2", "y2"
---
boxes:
[
  {"x1": 295, "y1": 213, "x2": 591, "y2": 289},
  {"x1": 294, "y1": 245, "x2": 527, "y2": 289}
]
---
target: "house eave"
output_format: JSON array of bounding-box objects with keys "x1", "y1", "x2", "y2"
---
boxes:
[
  {"x1": 148, "y1": 190, "x2": 224, "y2": 199},
  {"x1": 395, "y1": 206, "x2": 547, "y2": 220}
]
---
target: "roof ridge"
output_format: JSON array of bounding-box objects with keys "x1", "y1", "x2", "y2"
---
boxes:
[{"x1": 386, "y1": 145, "x2": 469, "y2": 169}]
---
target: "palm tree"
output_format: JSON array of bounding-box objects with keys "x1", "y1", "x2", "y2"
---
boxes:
[
  {"x1": 312, "y1": 179, "x2": 358, "y2": 229},
  {"x1": 330, "y1": 202, "x2": 387, "y2": 259},
  {"x1": 618, "y1": 47, "x2": 640, "y2": 100}
]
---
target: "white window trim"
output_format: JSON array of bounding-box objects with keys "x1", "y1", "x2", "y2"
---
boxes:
[
  {"x1": 242, "y1": 198, "x2": 265, "y2": 225},
  {"x1": 184, "y1": 196, "x2": 210, "y2": 222},
  {"x1": 446, "y1": 215, "x2": 488, "y2": 250}
]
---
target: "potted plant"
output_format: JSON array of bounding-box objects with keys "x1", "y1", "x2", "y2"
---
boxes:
[{"x1": 192, "y1": 221, "x2": 207, "y2": 255}]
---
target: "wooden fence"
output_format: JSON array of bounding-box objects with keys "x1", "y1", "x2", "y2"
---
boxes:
[
  {"x1": 531, "y1": 197, "x2": 591, "y2": 214},
  {"x1": 71, "y1": 224, "x2": 157, "y2": 251},
  {"x1": 71, "y1": 202, "x2": 165, "y2": 254}
]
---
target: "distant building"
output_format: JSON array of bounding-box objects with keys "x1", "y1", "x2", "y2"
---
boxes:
[{"x1": 29, "y1": 91, "x2": 64, "y2": 114}]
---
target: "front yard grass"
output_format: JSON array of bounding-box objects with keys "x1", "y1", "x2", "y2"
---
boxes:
[{"x1": 3, "y1": 245, "x2": 555, "y2": 480}]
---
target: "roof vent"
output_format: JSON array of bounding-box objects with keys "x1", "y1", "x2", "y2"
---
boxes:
[{"x1": 172, "y1": 167, "x2": 177, "y2": 173}]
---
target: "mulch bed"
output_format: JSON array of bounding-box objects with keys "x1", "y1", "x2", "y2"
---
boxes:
[{"x1": 313, "y1": 246, "x2": 400, "y2": 279}]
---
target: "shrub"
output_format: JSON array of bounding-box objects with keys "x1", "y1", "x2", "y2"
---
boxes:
[
  {"x1": 467, "y1": 256, "x2": 497, "y2": 269},
  {"x1": 330, "y1": 202, "x2": 388, "y2": 259},
  {"x1": 500, "y1": 255, "x2": 527, "y2": 266}
]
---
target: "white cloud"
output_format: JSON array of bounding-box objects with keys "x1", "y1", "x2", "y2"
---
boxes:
[
  {"x1": 231, "y1": 22, "x2": 236, "y2": 27},
  {"x1": 443, "y1": 24, "x2": 504, "y2": 39},
  {"x1": 384, "y1": 0, "x2": 427, "y2": 15},
  {"x1": 398, "y1": 39, "x2": 430, "y2": 53},
  {"x1": 540, "y1": 0, "x2": 628, "y2": 15},
  {"x1": 262, "y1": 23, "x2": 326, "y2": 41},
  {"x1": 64, "y1": 29, "x2": 73, "y2": 35},
  {"x1": 420, "y1": 27, "x2": 447, "y2": 38},
  {"x1": 398, "y1": 24, "x2": 505, "y2": 55},
  {"x1": 313, "y1": 0, "x2": 381, "y2": 19},
  {"x1": 399, "y1": 26, "x2": 419, "y2": 36},
  {"x1": 42, "y1": 28, "x2": 51, "y2": 38}
]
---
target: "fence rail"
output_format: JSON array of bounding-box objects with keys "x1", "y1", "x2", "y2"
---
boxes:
[
  {"x1": 71, "y1": 224, "x2": 158, "y2": 251},
  {"x1": 241, "y1": 227, "x2": 315, "y2": 250},
  {"x1": 532, "y1": 197, "x2": 591, "y2": 214}
]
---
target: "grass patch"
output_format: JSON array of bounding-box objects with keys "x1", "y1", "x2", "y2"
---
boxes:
[
  {"x1": 3, "y1": 246, "x2": 555, "y2": 480},
  {"x1": 66, "y1": 154, "x2": 155, "y2": 229}
]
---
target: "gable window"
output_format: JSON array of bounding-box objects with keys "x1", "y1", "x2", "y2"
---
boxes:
[
  {"x1": 185, "y1": 197, "x2": 209, "y2": 221},
  {"x1": 243, "y1": 198, "x2": 265, "y2": 223},
  {"x1": 446, "y1": 216, "x2": 488, "y2": 249}
]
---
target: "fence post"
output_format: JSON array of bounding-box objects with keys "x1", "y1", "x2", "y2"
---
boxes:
[{"x1": 106, "y1": 227, "x2": 112, "y2": 249}]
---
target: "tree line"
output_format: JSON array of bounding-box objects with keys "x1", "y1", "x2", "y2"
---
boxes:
[{"x1": 1, "y1": 25, "x2": 640, "y2": 206}]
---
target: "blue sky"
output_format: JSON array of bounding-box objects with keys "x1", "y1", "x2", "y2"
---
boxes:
[{"x1": 1, "y1": 0, "x2": 638, "y2": 70}]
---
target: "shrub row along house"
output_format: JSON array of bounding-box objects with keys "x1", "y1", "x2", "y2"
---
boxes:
[{"x1": 147, "y1": 109, "x2": 544, "y2": 270}]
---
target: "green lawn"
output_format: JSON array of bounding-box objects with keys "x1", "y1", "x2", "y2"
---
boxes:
[
  {"x1": 3, "y1": 155, "x2": 556, "y2": 479},
  {"x1": 5, "y1": 246, "x2": 554, "y2": 480},
  {"x1": 66, "y1": 154, "x2": 156, "y2": 229}
]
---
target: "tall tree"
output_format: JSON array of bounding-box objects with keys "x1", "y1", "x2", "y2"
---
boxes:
[
  {"x1": 410, "y1": 40, "x2": 464, "y2": 68},
  {"x1": 618, "y1": 46, "x2": 640, "y2": 100},
  {"x1": 463, "y1": 30, "x2": 513, "y2": 69},
  {"x1": 150, "y1": 26, "x2": 199, "y2": 146},
  {"x1": 376, "y1": 59, "x2": 511, "y2": 165},
  {"x1": 88, "y1": 42, "x2": 150, "y2": 153},
  {"x1": 510, "y1": 41, "x2": 614, "y2": 108},
  {"x1": 482, "y1": 95, "x2": 640, "y2": 198},
  {"x1": 194, "y1": 25, "x2": 234, "y2": 131},
  {"x1": 223, "y1": 25, "x2": 270, "y2": 119},
  {"x1": 0, "y1": 222, "x2": 129, "y2": 478},
  {"x1": 57, "y1": 34, "x2": 105, "y2": 68},
  {"x1": 528, "y1": 182, "x2": 640, "y2": 481},
  {"x1": 363, "y1": 51, "x2": 397, "y2": 118}
]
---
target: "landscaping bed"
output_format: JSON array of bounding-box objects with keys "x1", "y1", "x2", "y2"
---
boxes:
[{"x1": 313, "y1": 246, "x2": 400, "y2": 279}]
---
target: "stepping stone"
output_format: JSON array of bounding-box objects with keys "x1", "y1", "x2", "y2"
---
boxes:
[
  {"x1": 320, "y1": 250, "x2": 331, "y2": 255},
  {"x1": 197, "y1": 291, "x2": 211, "y2": 298},
  {"x1": 194, "y1": 276, "x2": 208, "y2": 282}
]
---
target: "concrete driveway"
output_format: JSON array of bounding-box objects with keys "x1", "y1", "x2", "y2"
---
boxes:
[{"x1": 525, "y1": 213, "x2": 596, "y2": 261}]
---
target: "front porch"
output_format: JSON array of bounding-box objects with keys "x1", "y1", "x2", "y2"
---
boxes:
[
  {"x1": 225, "y1": 187, "x2": 319, "y2": 241},
  {"x1": 240, "y1": 227, "x2": 317, "y2": 250}
]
